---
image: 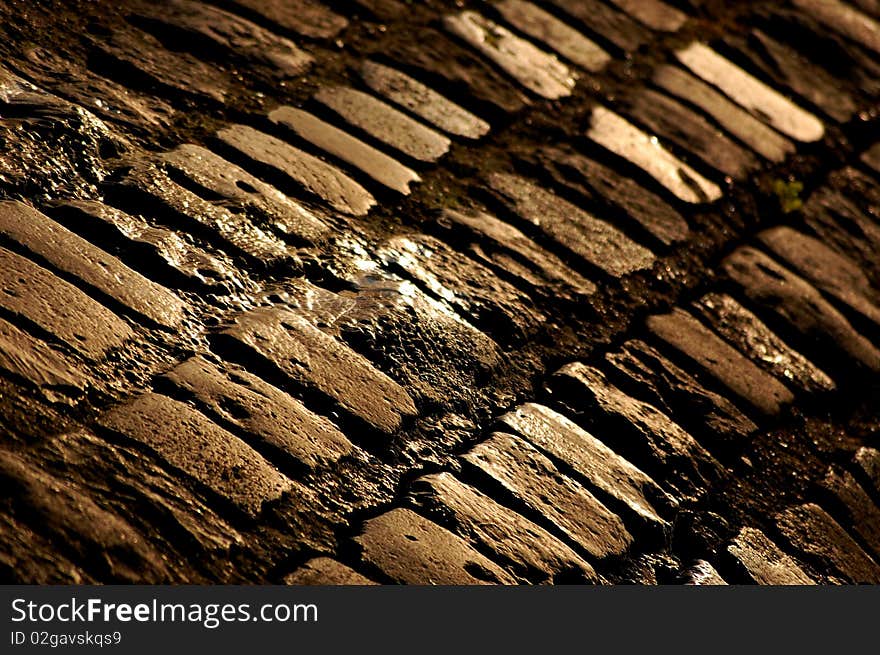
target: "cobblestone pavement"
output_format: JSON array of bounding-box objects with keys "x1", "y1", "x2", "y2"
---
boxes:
[{"x1": 1, "y1": 0, "x2": 880, "y2": 584}]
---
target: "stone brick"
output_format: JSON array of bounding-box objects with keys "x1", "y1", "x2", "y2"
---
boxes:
[
  {"x1": 854, "y1": 447, "x2": 880, "y2": 496},
  {"x1": 0, "y1": 246, "x2": 133, "y2": 359},
  {"x1": 776, "y1": 503, "x2": 880, "y2": 584},
  {"x1": 359, "y1": 61, "x2": 490, "y2": 140},
  {"x1": 722, "y1": 247, "x2": 880, "y2": 374},
  {"x1": 487, "y1": 172, "x2": 655, "y2": 277},
  {"x1": 216, "y1": 124, "x2": 376, "y2": 216},
  {"x1": 727, "y1": 527, "x2": 815, "y2": 585},
  {"x1": 0, "y1": 317, "x2": 85, "y2": 394},
  {"x1": 652, "y1": 65, "x2": 794, "y2": 163},
  {"x1": 492, "y1": 1, "x2": 611, "y2": 72},
  {"x1": 216, "y1": 307, "x2": 417, "y2": 435},
  {"x1": 647, "y1": 308, "x2": 795, "y2": 416},
  {"x1": 821, "y1": 466, "x2": 880, "y2": 560},
  {"x1": 683, "y1": 560, "x2": 727, "y2": 585},
  {"x1": 410, "y1": 472, "x2": 597, "y2": 583},
  {"x1": 161, "y1": 356, "x2": 354, "y2": 471},
  {"x1": 227, "y1": 0, "x2": 347, "y2": 39},
  {"x1": 444, "y1": 11, "x2": 575, "y2": 100},
  {"x1": 269, "y1": 106, "x2": 419, "y2": 194},
  {"x1": 0, "y1": 201, "x2": 186, "y2": 329},
  {"x1": 674, "y1": 42, "x2": 824, "y2": 143},
  {"x1": 545, "y1": 0, "x2": 651, "y2": 53},
  {"x1": 499, "y1": 403, "x2": 669, "y2": 528},
  {"x1": 314, "y1": 86, "x2": 451, "y2": 163},
  {"x1": 605, "y1": 0, "x2": 686, "y2": 32},
  {"x1": 463, "y1": 432, "x2": 632, "y2": 560},
  {"x1": 355, "y1": 508, "x2": 517, "y2": 584},
  {"x1": 99, "y1": 392, "x2": 293, "y2": 518},
  {"x1": 284, "y1": 558, "x2": 376, "y2": 585},
  {"x1": 692, "y1": 293, "x2": 835, "y2": 395},
  {"x1": 791, "y1": 0, "x2": 880, "y2": 55},
  {"x1": 585, "y1": 106, "x2": 722, "y2": 204}
]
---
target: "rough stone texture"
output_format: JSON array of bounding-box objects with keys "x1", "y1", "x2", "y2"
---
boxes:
[
  {"x1": 463, "y1": 432, "x2": 632, "y2": 560},
  {"x1": 436, "y1": 208, "x2": 597, "y2": 299},
  {"x1": 0, "y1": 448, "x2": 172, "y2": 583},
  {"x1": 692, "y1": 293, "x2": 835, "y2": 395},
  {"x1": 854, "y1": 447, "x2": 880, "y2": 496},
  {"x1": 216, "y1": 124, "x2": 376, "y2": 216},
  {"x1": 625, "y1": 88, "x2": 759, "y2": 179},
  {"x1": 605, "y1": 339, "x2": 759, "y2": 445},
  {"x1": 284, "y1": 558, "x2": 376, "y2": 585},
  {"x1": 487, "y1": 172, "x2": 655, "y2": 277},
  {"x1": 586, "y1": 106, "x2": 723, "y2": 204},
  {"x1": 0, "y1": 317, "x2": 85, "y2": 394},
  {"x1": 648, "y1": 308, "x2": 795, "y2": 416},
  {"x1": 216, "y1": 306, "x2": 417, "y2": 435},
  {"x1": 791, "y1": 0, "x2": 880, "y2": 55},
  {"x1": 499, "y1": 403, "x2": 669, "y2": 528},
  {"x1": 727, "y1": 527, "x2": 816, "y2": 585},
  {"x1": 0, "y1": 246, "x2": 134, "y2": 359},
  {"x1": 683, "y1": 560, "x2": 727, "y2": 585},
  {"x1": 160, "y1": 144, "x2": 329, "y2": 245},
  {"x1": 161, "y1": 356, "x2": 354, "y2": 471},
  {"x1": 355, "y1": 508, "x2": 517, "y2": 584},
  {"x1": 605, "y1": 0, "x2": 687, "y2": 32},
  {"x1": 821, "y1": 466, "x2": 880, "y2": 560},
  {"x1": 410, "y1": 472, "x2": 597, "y2": 584},
  {"x1": 0, "y1": 201, "x2": 186, "y2": 329},
  {"x1": 675, "y1": 42, "x2": 824, "y2": 143},
  {"x1": 547, "y1": 363, "x2": 722, "y2": 493},
  {"x1": 314, "y1": 86, "x2": 451, "y2": 163},
  {"x1": 775, "y1": 503, "x2": 880, "y2": 584},
  {"x1": 0, "y1": 513, "x2": 93, "y2": 584},
  {"x1": 378, "y1": 233, "x2": 542, "y2": 344},
  {"x1": 531, "y1": 147, "x2": 689, "y2": 247},
  {"x1": 359, "y1": 61, "x2": 490, "y2": 140},
  {"x1": 492, "y1": 1, "x2": 611, "y2": 73},
  {"x1": 722, "y1": 30, "x2": 856, "y2": 124},
  {"x1": 227, "y1": 0, "x2": 347, "y2": 39},
  {"x1": 545, "y1": 0, "x2": 651, "y2": 53},
  {"x1": 652, "y1": 65, "x2": 794, "y2": 163},
  {"x1": 269, "y1": 106, "x2": 420, "y2": 194},
  {"x1": 131, "y1": 0, "x2": 314, "y2": 77},
  {"x1": 758, "y1": 226, "x2": 880, "y2": 332},
  {"x1": 722, "y1": 247, "x2": 880, "y2": 374},
  {"x1": 443, "y1": 11, "x2": 575, "y2": 100},
  {"x1": 99, "y1": 392, "x2": 293, "y2": 517}
]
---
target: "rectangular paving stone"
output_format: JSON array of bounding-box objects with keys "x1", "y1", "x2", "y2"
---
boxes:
[
  {"x1": 355, "y1": 507, "x2": 517, "y2": 584},
  {"x1": 675, "y1": 42, "x2": 824, "y2": 143},
  {"x1": 624, "y1": 88, "x2": 759, "y2": 179},
  {"x1": 268, "y1": 106, "x2": 419, "y2": 194},
  {"x1": 499, "y1": 403, "x2": 669, "y2": 529},
  {"x1": 437, "y1": 208, "x2": 597, "y2": 299},
  {"x1": 359, "y1": 61, "x2": 490, "y2": 140},
  {"x1": 487, "y1": 172, "x2": 655, "y2": 277},
  {"x1": 216, "y1": 124, "x2": 376, "y2": 216},
  {"x1": 652, "y1": 64, "x2": 795, "y2": 163},
  {"x1": 444, "y1": 10, "x2": 575, "y2": 100},
  {"x1": 132, "y1": 0, "x2": 314, "y2": 77},
  {"x1": 821, "y1": 466, "x2": 880, "y2": 560},
  {"x1": 776, "y1": 503, "x2": 880, "y2": 584},
  {"x1": 0, "y1": 317, "x2": 84, "y2": 393},
  {"x1": 854, "y1": 447, "x2": 880, "y2": 496},
  {"x1": 99, "y1": 392, "x2": 293, "y2": 518},
  {"x1": 605, "y1": 0, "x2": 687, "y2": 32},
  {"x1": 463, "y1": 432, "x2": 633, "y2": 560},
  {"x1": 0, "y1": 246, "x2": 133, "y2": 359},
  {"x1": 227, "y1": 0, "x2": 347, "y2": 39},
  {"x1": 492, "y1": 1, "x2": 611, "y2": 72},
  {"x1": 284, "y1": 558, "x2": 376, "y2": 585},
  {"x1": 691, "y1": 293, "x2": 835, "y2": 395},
  {"x1": 585, "y1": 106, "x2": 722, "y2": 203},
  {"x1": 647, "y1": 308, "x2": 795, "y2": 416},
  {"x1": 727, "y1": 527, "x2": 815, "y2": 585},
  {"x1": 605, "y1": 339, "x2": 759, "y2": 445},
  {"x1": 547, "y1": 363, "x2": 722, "y2": 494},
  {"x1": 410, "y1": 472, "x2": 597, "y2": 583},
  {"x1": 545, "y1": 0, "x2": 651, "y2": 53},
  {"x1": 792, "y1": 0, "x2": 880, "y2": 55},
  {"x1": 722, "y1": 247, "x2": 880, "y2": 374},
  {"x1": 216, "y1": 306, "x2": 417, "y2": 435},
  {"x1": 0, "y1": 201, "x2": 186, "y2": 329},
  {"x1": 314, "y1": 86, "x2": 451, "y2": 163},
  {"x1": 161, "y1": 356, "x2": 354, "y2": 471},
  {"x1": 758, "y1": 226, "x2": 880, "y2": 333}
]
